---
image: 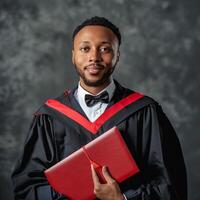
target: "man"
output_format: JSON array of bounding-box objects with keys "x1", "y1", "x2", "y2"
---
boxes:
[{"x1": 11, "y1": 16, "x2": 187, "y2": 200}]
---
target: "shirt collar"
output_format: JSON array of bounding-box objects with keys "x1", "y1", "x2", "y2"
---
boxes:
[{"x1": 77, "y1": 78, "x2": 116, "y2": 103}]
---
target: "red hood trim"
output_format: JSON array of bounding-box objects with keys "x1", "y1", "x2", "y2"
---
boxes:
[{"x1": 45, "y1": 92, "x2": 144, "y2": 134}]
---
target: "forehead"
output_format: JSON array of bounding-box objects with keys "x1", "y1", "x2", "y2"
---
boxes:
[{"x1": 73, "y1": 25, "x2": 118, "y2": 45}]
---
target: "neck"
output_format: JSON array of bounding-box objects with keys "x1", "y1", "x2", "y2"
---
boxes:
[{"x1": 80, "y1": 79, "x2": 111, "y2": 95}]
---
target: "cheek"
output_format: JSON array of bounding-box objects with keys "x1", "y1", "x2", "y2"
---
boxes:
[
  {"x1": 104, "y1": 54, "x2": 116, "y2": 65},
  {"x1": 74, "y1": 53, "x2": 87, "y2": 66}
]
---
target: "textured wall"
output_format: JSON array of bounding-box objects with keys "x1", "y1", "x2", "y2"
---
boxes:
[{"x1": 0, "y1": 0, "x2": 199, "y2": 199}]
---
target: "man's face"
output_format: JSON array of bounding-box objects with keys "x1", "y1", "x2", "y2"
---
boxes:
[{"x1": 72, "y1": 25, "x2": 120, "y2": 87}]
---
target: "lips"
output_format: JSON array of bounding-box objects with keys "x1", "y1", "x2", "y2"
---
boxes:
[{"x1": 85, "y1": 64, "x2": 104, "y2": 75}]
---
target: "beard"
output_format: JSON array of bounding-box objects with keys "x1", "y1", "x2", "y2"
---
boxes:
[{"x1": 74, "y1": 64, "x2": 116, "y2": 87}]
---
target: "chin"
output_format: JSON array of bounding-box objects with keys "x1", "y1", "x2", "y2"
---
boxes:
[
  {"x1": 83, "y1": 77, "x2": 109, "y2": 87},
  {"x1": 84, "y1": 80, "x2": 103, "y2": 87}
]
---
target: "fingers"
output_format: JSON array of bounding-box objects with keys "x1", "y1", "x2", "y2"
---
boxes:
[
  {"x1": 91, "y1": 164, "x2": 100, "y2": 187},
  {"x1": 91, "y1": 164, "x2": 116, "y2": 185},
  {"x1": 102, "y1": 166, "x2": 116, "y2": 184},
  {"x1": 91, "y1": 164, "x2": 121, "y2": 198}
]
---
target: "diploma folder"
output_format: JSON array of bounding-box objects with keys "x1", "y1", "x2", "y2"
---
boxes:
[{"x1": 45, "y1": 127, "x2": 139, "y2": 200}]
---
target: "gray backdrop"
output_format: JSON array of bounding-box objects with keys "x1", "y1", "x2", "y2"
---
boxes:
[{"x1": 0, "y1": 0, "x2": 199, "y2": 199}]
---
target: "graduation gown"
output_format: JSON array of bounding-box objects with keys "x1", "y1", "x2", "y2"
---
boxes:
[{"x1": 11, "y1": 81, "x2": 187, "y2": 200}]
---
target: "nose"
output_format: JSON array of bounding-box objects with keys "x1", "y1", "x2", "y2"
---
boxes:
[{"x1": 89, "y1": 48, "x2": 102, "y2": 62}]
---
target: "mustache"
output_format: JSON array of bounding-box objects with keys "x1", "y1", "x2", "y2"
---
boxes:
[{"x1": 85, "y1": 63, "x2": 105, "y2": 69}]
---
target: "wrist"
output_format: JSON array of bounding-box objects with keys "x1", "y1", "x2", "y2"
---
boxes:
[
  {"x1": 121, "y1": 193, "x2": 127, "y2": 200},
  {"x1": 118, "y1": 193, "x2": 126, "y2": 200}
]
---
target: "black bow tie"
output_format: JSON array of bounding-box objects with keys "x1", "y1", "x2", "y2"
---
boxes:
[{"x1": 85, "y1": 91, "x2": 109, "y2": 107}]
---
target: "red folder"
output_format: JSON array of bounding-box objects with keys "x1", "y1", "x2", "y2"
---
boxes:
[{"x1": 45, "y1": 127, "x2": 139, "y2": 200}]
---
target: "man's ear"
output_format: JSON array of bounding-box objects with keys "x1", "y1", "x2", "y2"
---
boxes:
[
  {"x1": 116, "y1": 50, "x2": 120, "y2": 63},
  {"x1": 72, "y1": 50, "x2": 75, "y2": 64}
]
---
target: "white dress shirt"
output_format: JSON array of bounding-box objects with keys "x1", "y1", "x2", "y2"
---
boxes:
[{"x1": 74, "y1": 79, "x2": 115, "y2": 122}]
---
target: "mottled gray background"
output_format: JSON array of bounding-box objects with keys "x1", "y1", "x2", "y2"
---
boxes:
[{"x1": 0, "y1": 0, "x2": 199, "y2": 199}]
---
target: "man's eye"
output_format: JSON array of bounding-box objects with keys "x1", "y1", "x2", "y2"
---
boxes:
[
  {"x1": 100, "y1": 47, "x2": 112, "y2": 53},
  {"x1": 80, "y1": 47, "x2": 90, "y2": 52}
]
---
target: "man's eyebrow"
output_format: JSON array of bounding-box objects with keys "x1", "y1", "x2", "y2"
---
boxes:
[
  {"x1": 79, "y1": 41, "x2": 112, "y2": 45},
  {"x1": 81, "y1": 41, "x2": 90, "y2": 44},
  {"x1": 101, "y1": 41, "x2": 112, "y2": 45}
]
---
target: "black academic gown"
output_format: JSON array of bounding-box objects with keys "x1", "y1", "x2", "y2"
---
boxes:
[{"x1": 11, "y1": 81, "x2": 187, "y2": 200}]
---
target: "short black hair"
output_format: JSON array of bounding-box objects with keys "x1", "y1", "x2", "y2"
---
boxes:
[{"x1": 72, "y1": 16, "x2": 121, "y2": 45}]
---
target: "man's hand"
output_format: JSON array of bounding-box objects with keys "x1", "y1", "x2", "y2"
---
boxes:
[{"x1": 91, "y1": 164, "x2": 125, "y2": 200}]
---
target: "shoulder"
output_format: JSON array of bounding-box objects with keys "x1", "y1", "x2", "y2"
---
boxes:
[
  {"x1": 33, "y1": 89, "x2": 71, "y2": 116},
  {"x1": 115, "y1": 81, "x2": 158, "y2": 105},
  {"x1": 140, "y1": 93, "x2": 162, "y2": 111},
  {"x1": 115, "y1": 80, "x2": 163, "y2": 112},
  {"x1": 134, "y1": 93, "x2": 165, "y2": 119}
]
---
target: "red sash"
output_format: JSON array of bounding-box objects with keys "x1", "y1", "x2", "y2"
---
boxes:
[{"x1": 45, "y1": 92, "x2": 144, "y2": 134}]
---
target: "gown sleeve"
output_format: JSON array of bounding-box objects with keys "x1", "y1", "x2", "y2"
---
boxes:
[
  {"x1": 123, "y1": 103, "x2": 187, "y2": 200},
  {"x1": 11, "y1": 113, "x2": 68, "y2": 200}
]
